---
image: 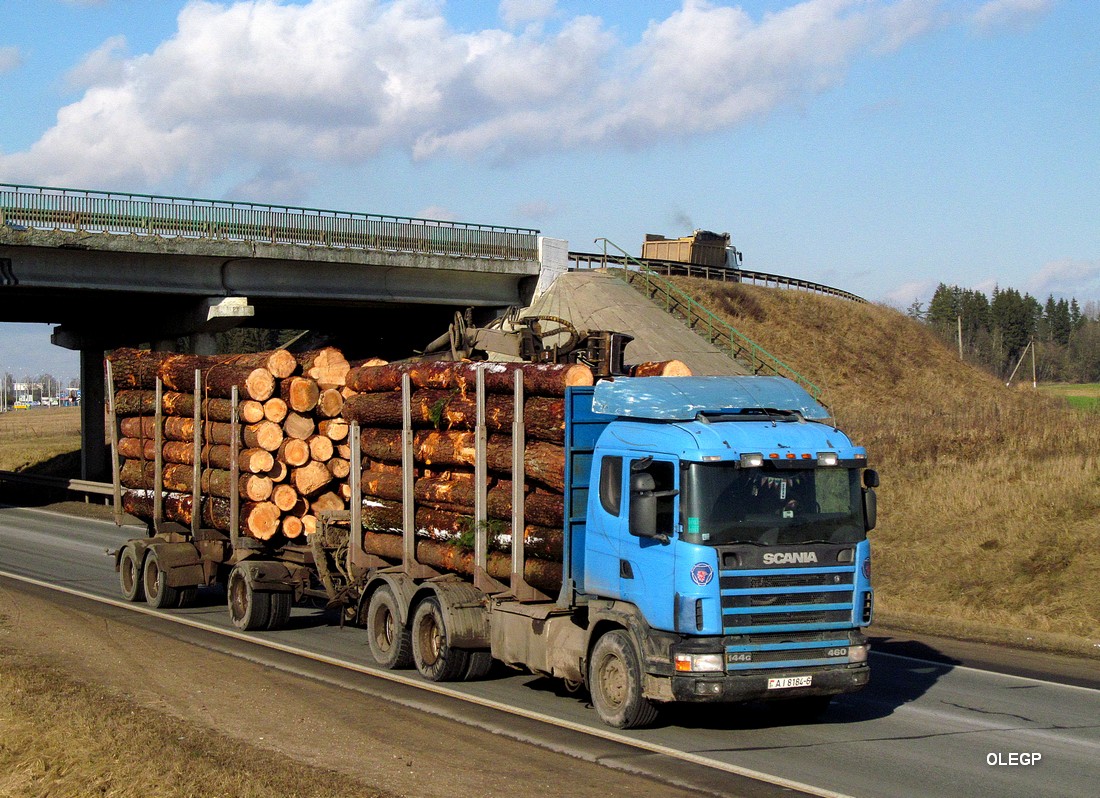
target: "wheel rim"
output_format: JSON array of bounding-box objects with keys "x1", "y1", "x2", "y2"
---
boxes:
[
  {"x1": 598, "y1": 653, "x2": 627, "y2": 709},
  {"x1": 229, "y1": 574, "x2": 248, "y2": 621},
  {"x1": 144, "y1": 558, "x2": 161, "y2": 600},
  {"x1": 417, "y1": 613, "x2": 441, "y2": 667},
  {"x1": 373, "y1": 604, "x2": 396, "y2": 653},
  {"x1": 121, "y1": 553, "x2": 137, "y2": 594}
]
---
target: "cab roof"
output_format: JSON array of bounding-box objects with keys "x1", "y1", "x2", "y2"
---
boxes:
[{"x1": 591, "y1": 376, "x2": 829, "y2": 421}]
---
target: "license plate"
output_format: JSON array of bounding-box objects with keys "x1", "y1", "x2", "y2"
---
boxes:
[{"x1": 767, "y1": 675, "x2": 813, "y2": 690}]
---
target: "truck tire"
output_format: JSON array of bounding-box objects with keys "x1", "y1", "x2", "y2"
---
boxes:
[
  {"x1": 462, "y1": 650, "x2": 493, "y2": 681},
  {"x1": 118, "y1": 547, "x2": 145, "y2": 602},
  {"x1": 588, "y1": 630, "x2": 659, "y2": 729},
  {"x1": 365, "y1": 587, "x2": 413, "y2": 669},
  {"x1": 227, "y1": 565, "x2": 271, "y2": 631},
  {"x1": 177, "y1": 586, "x2": 198, "y2": 609},
  {"x1": 411, "y1": 597, "x2": 469, "y2": 682},
  {"x1": 266, "y1": 590, "x2": 292, "y2": 631},
  {"x1": 142, "y1": 549, "x2": 183, "y2": 609}
]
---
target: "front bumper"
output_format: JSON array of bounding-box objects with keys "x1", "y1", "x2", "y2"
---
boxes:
[{"x1": 668, "y1": 663, "x2": 870, "y2": 703}]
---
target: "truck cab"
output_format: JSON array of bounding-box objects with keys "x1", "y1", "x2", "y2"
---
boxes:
[{"x1": 566, "y1": 376, "x2": 876, "y2": 726}]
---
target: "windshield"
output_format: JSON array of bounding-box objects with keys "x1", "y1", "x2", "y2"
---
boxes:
[{"x1": 682, "y1": 462, "x2": 866, "y2": 546}]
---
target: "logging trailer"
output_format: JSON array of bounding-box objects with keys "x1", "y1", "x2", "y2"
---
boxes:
[{"x1": 109, "y1": 348, "x2": 877, "y2": 729}]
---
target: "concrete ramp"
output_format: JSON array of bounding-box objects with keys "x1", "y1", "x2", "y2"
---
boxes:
[{"x1": 524, "y1": 270, "x2": 748, "y2": 375}]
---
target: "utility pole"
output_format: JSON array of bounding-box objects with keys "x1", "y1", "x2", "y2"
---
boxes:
[
  {"x1": 1006, "y1": 341, "x2": 1036, "y2": 388},
  {"x1": 957, "y1": 315, "x2": 963, "y2": 360},
  {"x1": 1031, "y1": 340, "x2": 1037, "y2": 389}
]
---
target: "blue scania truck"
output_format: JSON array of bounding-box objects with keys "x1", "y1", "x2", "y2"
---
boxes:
[
  {"x1": 342, "y1": 373, "x2": 877, "y2": 729},
  {"x1": 117, "y1": 370, "x2": 876, "y2": 730}
]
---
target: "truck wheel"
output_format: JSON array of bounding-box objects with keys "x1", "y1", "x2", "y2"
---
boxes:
[
  {"x1": 589, "y1": 630, "x2": 659, "y2": 729},
  {"x1": 462, "y1": 650, "x2": 493, "y2": 681},
  {"x1": 266, "y1": 590, "x2": 292, "y2": 631},
  {"x1": 365, "y1": 587, "x2": 412, "y2": 669},
  {"x1": 411, "y1": 597, "x2": 469, "y2": 681},
  {"x1": 142, "y1": 549, "x2": 182, "y2": 610},
  {"x1": 176, "y1": 586, "x2": 198, "y2": 609},
  {"x1": 118, "y1": 547, "x2": 145, "y2": 602},
  {"x1": 227, "y1": 565, "x2": 271, "y2": 631}
]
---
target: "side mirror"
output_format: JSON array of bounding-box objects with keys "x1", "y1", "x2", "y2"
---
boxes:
[
  {"x1": 863, "y1": 469, "x2": 880, "y2": 489},
  {"x1": 629, "y1": 472, "x2": 658, "y2": 539},
  {"x1": 863, "y1": 487, "x2": 877, "y2": 532}
]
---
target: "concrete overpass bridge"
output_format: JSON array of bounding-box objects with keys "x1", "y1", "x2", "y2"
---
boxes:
[{"x1": 1, "y1": 183, "x2": 558, "y2": 479}]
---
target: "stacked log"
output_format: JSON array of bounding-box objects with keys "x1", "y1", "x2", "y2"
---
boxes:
[
  {"x1": 109, "y1": 347, "x2": 357, "y2": 542},
  {"x1": 342, "y1": 361, "x2": 596, "y2": 593}
]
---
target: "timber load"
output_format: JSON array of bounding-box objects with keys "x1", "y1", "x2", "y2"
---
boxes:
[
  {"x1": 347, "y1": 359, "x2": 594, "y2": 591},
  {"x1": 109, "y1": 348, "x2": 689, "y2": 581},
  {"x1": 109, "y1": 347, "x2": 356, "y2": 542}
]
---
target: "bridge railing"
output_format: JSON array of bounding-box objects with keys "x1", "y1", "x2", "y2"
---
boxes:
[
  {"x1": 0, "y1": 183, "x2": 540, "y2": 261},
  {"x1": 570, "y1": 250, "x2": 866, "y2": 303}
]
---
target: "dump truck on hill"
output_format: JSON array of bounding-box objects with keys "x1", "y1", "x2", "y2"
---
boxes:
[
  {"x1": 642, "y1": 229, "x2": 741, "y2": 270},
  {"x1": 108, "y1": 346, "x2": 877, "y2": 729}
]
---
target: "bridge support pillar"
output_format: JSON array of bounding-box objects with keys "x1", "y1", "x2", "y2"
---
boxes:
[{"x1": 79, "y1": 348, "x2": 109, "y2": 482}]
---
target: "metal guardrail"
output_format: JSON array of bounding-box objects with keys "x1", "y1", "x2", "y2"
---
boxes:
[
  {"x1": 0, "y1": 183, "x2": 540, "y2": 261},
  {"x1": 570, "y1": 250, "x2": 866, "y2": 303},
  {"x1": 572, "y1": 242, "x2": 822, "y2": 399},
  {"x1": 0, "y1": 469, "x2": 113, "y2": 500}
]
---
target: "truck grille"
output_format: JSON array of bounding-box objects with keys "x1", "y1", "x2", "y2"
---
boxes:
[{"x1": 720, "y1": 561, "x2": 856, "y2": 635}]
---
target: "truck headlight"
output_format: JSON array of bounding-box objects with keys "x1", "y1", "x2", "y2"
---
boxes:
[
  {"x1": 674, "y1": 653, "x2": 725, "y2": 673},
  {"x1": 847, "y1": 644, "x2": 869, "y2": 664}
]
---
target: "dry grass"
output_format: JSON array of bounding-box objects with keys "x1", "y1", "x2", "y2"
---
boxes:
[
  {"x1": 0, "y1": 407, "x2": 82, "y2": 473},
  {"x1": 0, "y1": 645, "x2": 385, "y2": 798},
  {"x1": 672, "y1": 278, "x2": 1100, "y2": 647}
]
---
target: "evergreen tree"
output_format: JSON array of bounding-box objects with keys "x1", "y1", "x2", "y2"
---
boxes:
[{"x1": 1052, "y1": 298, "x2": 1072, "y2": 345}]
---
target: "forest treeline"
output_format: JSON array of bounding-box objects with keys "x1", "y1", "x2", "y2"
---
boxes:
[{"x1": 909, "y1": 283, "x2": 1100, "y2": 382}]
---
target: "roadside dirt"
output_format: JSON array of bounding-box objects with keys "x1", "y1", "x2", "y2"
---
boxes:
[{"x1": 0, "y1": 584, "x2": 700, "y2": 798}]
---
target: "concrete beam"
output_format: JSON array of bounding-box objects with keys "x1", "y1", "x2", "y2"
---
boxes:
[
  {"x1": 49, "y1": 296, "x2": 254, "y2": 350},
  {"x1": 0, "y1": 228, "x2": 538, "y2": 307}
]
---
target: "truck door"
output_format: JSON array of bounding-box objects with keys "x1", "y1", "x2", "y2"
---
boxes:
[
  {"x1": 620, "y1": 457, "x2": 678, "y2": 631},
  {"x1": 583, "y1": 453, "x2": 626, "y2": 599}
]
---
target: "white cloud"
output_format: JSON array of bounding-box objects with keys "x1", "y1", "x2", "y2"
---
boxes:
[
  {"x1": 0, "y1": 46, "x2": 23, "y2": 74},
  {"x1": 971, "y1": 0, "x2": 1053, "y2": 33},
  {"x1": 65, "y1": 35, "x2": 128, "y2": 90},
  {"x1": 0, "y1": 0, "x2": 946, "y2": 193},
  {"x1": 499, "y1": 0, "x2": 556, "y2": 27},
  {"x1": 1025, "y1": 258, "x2": 1100, "y2": 298},
  {"x1": 417, "y1": 204, "x2": 459, "y2": 221},
  {"x1": 882, "y1": 279, "x2": 938, "y2": 308}
]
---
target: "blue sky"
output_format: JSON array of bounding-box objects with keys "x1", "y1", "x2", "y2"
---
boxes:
[{"x1": 1, "y1": 0, "x2": 1097, "y2": 382}]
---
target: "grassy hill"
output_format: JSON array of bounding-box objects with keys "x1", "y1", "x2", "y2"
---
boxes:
[{"x1": 672, "y1": 277, "x2": 1100, "y2": 654}]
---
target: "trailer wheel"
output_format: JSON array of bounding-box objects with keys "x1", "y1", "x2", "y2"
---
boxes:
[
  {"x1": 118, "y1": 547, "x2": 145, "y2": 602},
  {"x1": 266, "y1": 591, "x2": 292, "y2": 631},
  {"x1": 227, "y1": 565, "x2": 271, "y2": 631},
  {"x1": 411, "y1": 597, "x2": 469, "y2": 681},
  {"x1": 143, "y1": 549, "x2": 183, "y2": 610},
  {"x1": 588, "y1": 630, "x2": 658, "y2": 729},
  {"x1": 364, "y1": 587, "x2": 412, "y2": 669}
]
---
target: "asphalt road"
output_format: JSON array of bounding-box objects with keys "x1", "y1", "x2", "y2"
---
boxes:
[{"x1": 1, "y1": 503, "x2": 1097, "y2": 798}]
